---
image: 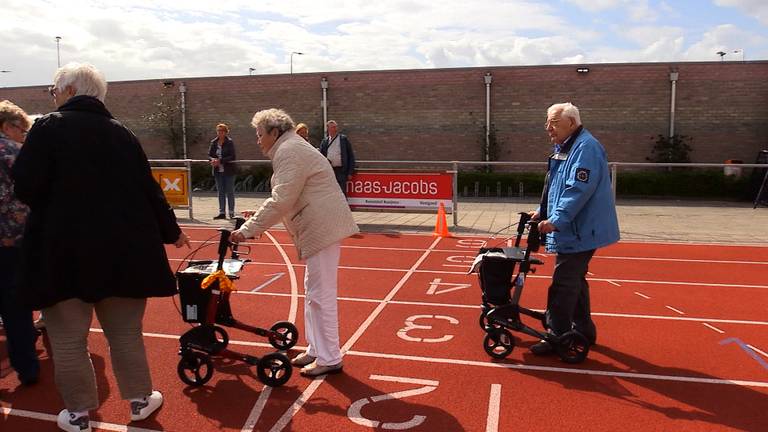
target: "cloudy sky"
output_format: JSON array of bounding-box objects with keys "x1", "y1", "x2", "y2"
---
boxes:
[{"x1": 0, "y1": 0, "x2": 766, "y2": 88}]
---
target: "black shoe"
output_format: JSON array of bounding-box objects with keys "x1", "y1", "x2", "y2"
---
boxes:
[
  {"x1": 213, "y1": 214, "x2": 226, "y2": 220},
  {"x1": 529, "y1": 339, "x2": 554, "y2": 356}
]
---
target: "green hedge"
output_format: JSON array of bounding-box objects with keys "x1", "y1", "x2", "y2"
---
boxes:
[{"x1": 458, "y1": 168, "x2": 754, "y2": 200}]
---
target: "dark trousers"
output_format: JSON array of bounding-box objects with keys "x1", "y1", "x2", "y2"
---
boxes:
[
  {"x1": 0, "y1": 247, "x2": 40, "y2": 383},
  {"x1": 214, "y1": 171, "x2": 236, "y2": 216},
  {"x1": 545, "y1": 249, "x2": 597, "y2": 344},
  {"x1": 332, "y1": 167, "x2": 348, "y2": 196}
]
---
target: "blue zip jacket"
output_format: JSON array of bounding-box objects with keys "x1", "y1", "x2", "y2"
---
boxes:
[{"x1": 544, "y1": 127, "x2": 620, "y2": 253}]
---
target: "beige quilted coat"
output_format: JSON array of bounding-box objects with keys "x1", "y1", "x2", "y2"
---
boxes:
[{"x1": 238, "y1": 130, "x2": 359, "y2": 259}]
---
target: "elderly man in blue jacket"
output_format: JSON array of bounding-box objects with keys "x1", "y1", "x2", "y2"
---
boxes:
[{"x1": 530, "y1": 102, "x2": 620, "y2": 356}]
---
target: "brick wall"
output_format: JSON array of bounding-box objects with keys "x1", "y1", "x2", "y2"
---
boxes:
[{"x1": 2, "y1": 61, "x2": 767, "y2": 164}]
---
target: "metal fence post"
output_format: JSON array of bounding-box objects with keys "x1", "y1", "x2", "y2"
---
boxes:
[{"x1": 452, "y1": 161, "x2": 458, "y2": 226}]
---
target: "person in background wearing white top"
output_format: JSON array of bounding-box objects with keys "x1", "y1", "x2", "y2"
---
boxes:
[
  {"x1": 231, "y1": 108, "x2": 358, "y2": 377},
  {"x1": 319, "y1": 120, "x2": 356, "y2": 195}
]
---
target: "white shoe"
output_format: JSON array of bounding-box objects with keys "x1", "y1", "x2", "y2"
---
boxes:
[
  {"x1": 291, "y1": 352, "x2": 316, "y2": 367},
  {"x1": 130, "y1": 390, "x2": 163, "y2": 421},
  {"x1": 300, "y1": 361, "x2": 343, "y2": 377},
  {"x1": 57, "y1": 409, "x2": 91, "y2": 432}
]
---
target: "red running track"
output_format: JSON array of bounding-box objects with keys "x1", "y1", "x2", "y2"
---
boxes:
[{"x1": 2, "y1": 227, "x2": 767, "y2": 431}]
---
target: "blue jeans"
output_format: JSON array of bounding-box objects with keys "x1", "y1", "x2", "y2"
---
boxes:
[
  {"x1": 0, "y1": 247, "x2": 40, "y2": 383},
  {"x1": 214, "y1": 171, "x2": 236, "y2": 216}
]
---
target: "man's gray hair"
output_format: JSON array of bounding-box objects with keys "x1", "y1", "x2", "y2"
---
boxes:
[
  {"x1": 548, "y1": 102, "x2": 581, "y2": 126},
  {"x1": 53, "y1": 63, "x2": 108, "y2": 102},
  {"x1": 251, "y1": 108, "x2": 295, "y2": 133}
]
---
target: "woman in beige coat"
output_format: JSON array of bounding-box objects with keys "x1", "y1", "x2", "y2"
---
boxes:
[{"x1": 231, "y1": 108, "x2": 358, "y2": 377}]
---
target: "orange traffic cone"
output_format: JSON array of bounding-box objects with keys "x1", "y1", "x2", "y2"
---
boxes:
[{"x1": 433, "y1": 202, "x2": 452, "y2": 238}]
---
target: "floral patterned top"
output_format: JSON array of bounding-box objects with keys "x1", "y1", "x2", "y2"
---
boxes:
[{"x1": 0, "y1": 132, "x2": 29, "y2": 248}]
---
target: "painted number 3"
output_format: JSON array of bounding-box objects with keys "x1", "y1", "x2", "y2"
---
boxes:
[{"x1": 397, "y1": 315, "x2": 459, "y2": 343}]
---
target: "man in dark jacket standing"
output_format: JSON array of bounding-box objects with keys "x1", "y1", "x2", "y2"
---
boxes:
[
  {"x1": 319, "y1": 120, "x2": 355, "y2": 195},
  {"x1": 12, "y1": 63, "x2": 190, "y2": 432}
]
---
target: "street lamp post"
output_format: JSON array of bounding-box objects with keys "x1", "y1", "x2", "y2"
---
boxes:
[
  {"x1": 249, "y1": 67, "x2": 256, "y2": 75},
  {"x1": 55, "y1": 36, "x2": 62, "y2": 68},
  {"x1": 290, "y1": 51, "x2": 303, "y2": 74},
  {"x1": 716, "y1": 51, "x2": 726, "y2": 61}
]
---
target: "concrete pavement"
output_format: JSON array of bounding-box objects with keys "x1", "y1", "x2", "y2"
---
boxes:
[{"x1": 175, "y1": 193, "x2": 768, "y2": 245}]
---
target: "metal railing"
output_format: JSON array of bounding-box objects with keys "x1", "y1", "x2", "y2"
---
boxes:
[{"x1": 150, "y1": 159, "x2": 768, "y2": 222}]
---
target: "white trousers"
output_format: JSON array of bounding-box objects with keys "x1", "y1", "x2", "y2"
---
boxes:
[{"x1": 303, "y1": 241, "x2": 342, "y2": 366}]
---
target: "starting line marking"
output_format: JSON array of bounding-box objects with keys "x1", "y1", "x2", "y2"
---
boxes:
[{"x1": 0, "y1": 407, "x2": 162, "y2": 432}]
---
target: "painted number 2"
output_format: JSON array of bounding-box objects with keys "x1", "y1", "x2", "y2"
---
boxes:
[
  {"x1": 397, "y1": 314, "x2": 459, "y2": 343},
  {"x1": 348, "y1": 374, "x2": 439, "y2": 430}
]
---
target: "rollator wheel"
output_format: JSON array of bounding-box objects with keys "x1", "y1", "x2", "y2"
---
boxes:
[
  {"x1": 555, "y1": 331, "x2": 590, "y2": 364},
  {"x1": 177, "y1": 351, "x2": 214, "y2": 386},
  {"x1": 483, "y1": 329, "x2": 515, "y2": 359},
  {"x1": 479, "y1": 312, "x2": 490, "y2": 330},
  {"x1": 268, "y1": 321, "x2": 299, "y2": 350},
  {"x1": 257, "y1": 352, "x2": 292, "y2": 387},
  {"x1": 211, "y1": 325, "x2": 229, "y2": 353}
]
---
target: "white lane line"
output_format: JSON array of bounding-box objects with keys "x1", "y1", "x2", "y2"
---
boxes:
[
  {"x1": 268, "y1": 236, "x2": 443, "y2": 432},
  {"x1": 634, "y1": 291, "x2": 651, "y2": 299},
  {"x1": 169, "y1": 258, "x2": 768, "y2": 290},
  {"x1": 264, "y1": 231, "x2": 299, "y2": 323},
  {"x1": 225, "y1": 293, "x2": 768, "y2": 326},
  {"x1": 240, "y1": 385, "x2": 273, "y2": 432},
  {"x1": 702, "y1": 323, "x2": 725, "y2": 334},
  {"x1": 239, "y1": 231, "x2": 298, "y2": 432},
  {"x1": 666, "y1": 305, "x2": 686, "y2": 315},
  {"x1": 345, "y1": 350, "x2": 768, "y2": 388},
  {"x1": 0, "y1": 407, "x2": 162, "y2": 432},
  {"x1": 595, "y1": 255, "x2": 768, "y2": 265},
  {"x1": 96, "y1": 326, "x2": 768, "y2": 389},
  {"x1": 486, "y1": 384, "x2": 502, "y2": 432},
  {"x1": 267, "y1": 372, "x2": 325, "y2": 432},
  {"x1": 747, "y1": 344, "x2": 768, "y2": 359},
  {"x1": 607, "y1": 280, "x2": 621, "y2": 287}
]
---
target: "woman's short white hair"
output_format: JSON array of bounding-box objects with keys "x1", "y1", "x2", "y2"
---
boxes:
[
  {"x1": 53, "y1": 62, "x2": 108, "y2": 102},
  {"x1": 251, "y1": 108, "x2": 295, "y2": 133},
  {"x1": 548, "y1": 102, "x2": 581, "y2": 126}
]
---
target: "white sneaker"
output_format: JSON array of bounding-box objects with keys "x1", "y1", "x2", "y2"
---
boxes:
[
  {"x1": 130, "y1": 390, "x2": 164, "y2": 421},
  {"x1": 290, "y1": 352, "x2": 316, "y2": 367},
  {"x1": 300, "y1": 361, "x2": 343, "y2": 377},
  {"x1": 57, "y1": 409, "x2": 91, "y2": 432}
]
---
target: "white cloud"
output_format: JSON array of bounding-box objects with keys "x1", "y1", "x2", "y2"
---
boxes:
[
  {"x1": 715, "y1": 0, "x2": 768, "y2": 25},
  {"x1": 682, "y1": 24, "x2": 765, "y2": 61},
  {"x1": 0, "y1": 1, "x2": 766, "y2": 88}
]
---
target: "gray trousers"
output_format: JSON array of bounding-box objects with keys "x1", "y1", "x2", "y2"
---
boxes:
[
  {"x1": 43, "y1": 297, "x2": 152, "y2": 411},
  {"x1": 545, "y1": 249, "x2": 597, "y2": 343}
]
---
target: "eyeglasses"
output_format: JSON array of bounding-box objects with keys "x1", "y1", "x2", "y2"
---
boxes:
[{"x1": 545, "y1": 118, "x2": 561, "y2": 129}]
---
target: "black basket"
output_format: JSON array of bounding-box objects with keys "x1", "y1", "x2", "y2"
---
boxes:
[
  {"x1": 477, "y1": 249, "x2": 517, "y2": 305},
  {"x1": 177, "y1": 271, "x2": 213, "y2": 323}
]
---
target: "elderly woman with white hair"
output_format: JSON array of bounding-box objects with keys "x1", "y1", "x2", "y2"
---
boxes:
[
  {"x1": 12, "y1": 63, "x2": 190, "y2": 432},
  {"x1": 231, "y1": 108, "x2": 358, "y2": 377}
]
